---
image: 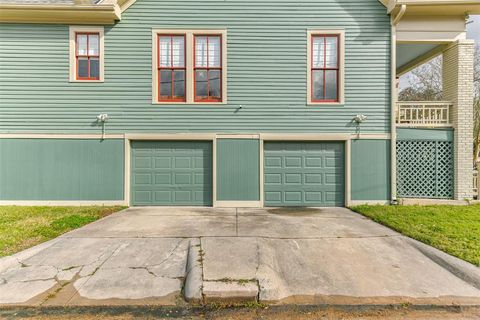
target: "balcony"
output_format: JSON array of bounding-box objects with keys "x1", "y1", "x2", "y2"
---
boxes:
[{"x1": 395, "y1": 101, "x2": 453, "y2": 127}]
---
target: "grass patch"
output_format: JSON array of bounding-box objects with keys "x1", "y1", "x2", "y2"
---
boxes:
[
  {"x1": 351, "y1": 204, "x2": 480, "y2": 266},
  {"x1": 0, "y1": 206, "x2": 125, "y2": 257}
]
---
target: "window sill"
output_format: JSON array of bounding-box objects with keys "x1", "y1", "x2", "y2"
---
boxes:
[
  {"x1": 69, "y1": 79, "x2": 104, "y2": 83},
  {"x1": 151, "y1": 100, "x2": 227, "y2": 105},
  {"x1": 307, "y1": 102, "x2": 345, "y2": 106}
]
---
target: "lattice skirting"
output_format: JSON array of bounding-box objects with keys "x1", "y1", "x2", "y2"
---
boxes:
[{"x1": 397, "y1": 140, "x2": 454, "y2": 199}]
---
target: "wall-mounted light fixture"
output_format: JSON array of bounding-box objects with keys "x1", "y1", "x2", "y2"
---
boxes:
[{"x1": 96, "y1": 113, "x2": 109, "y2": 140}]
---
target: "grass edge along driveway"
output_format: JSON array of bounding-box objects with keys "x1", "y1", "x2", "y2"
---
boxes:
[
  {"x1": 0, "y1": 206, "x2": 125, "y2": 257},
  {"x1": 352, "y1": 204, "x2": 480, "y2": 267}
]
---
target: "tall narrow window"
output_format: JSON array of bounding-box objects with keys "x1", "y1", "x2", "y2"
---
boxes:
[
  {"x1": 311, "y1": 35, "x2": 339, "y2": 102},
  {"x1": 76, "y1": 33, "x2": 100, "y2": 80},
  {"x1": 194, "y1": 35, "x2": 222, "y2": 102},
  {"x1": 158, "y1": 35, "x2": 186, "y2": 102}
]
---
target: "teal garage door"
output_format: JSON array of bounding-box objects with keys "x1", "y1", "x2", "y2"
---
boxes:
[
  {"x1": 131, "y1": 141, "x2": 213, "y2": 206},
  {"x1": 264, "y1": 142, "x2": 345, "y2": 207}
]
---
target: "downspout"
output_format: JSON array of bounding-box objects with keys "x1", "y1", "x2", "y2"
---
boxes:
[
  {"x1": 390, "y1": 4, "x2": 406, "y2": 204},
  {"x1": 393, "y1": 4, "x2": 406, "y2": 26}
]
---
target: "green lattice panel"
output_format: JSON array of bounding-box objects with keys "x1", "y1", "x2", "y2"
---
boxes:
[{"x1": 396, "y1": 140, "x2": 453, "y2": 199}]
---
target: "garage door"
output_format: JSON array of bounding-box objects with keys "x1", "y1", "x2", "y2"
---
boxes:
[
  {"x1": 264, "y1": 142, "x2": 345, "y2": 207},
  {"x1": 131, "y1": 141, "x2": 212, "y2": 206}
]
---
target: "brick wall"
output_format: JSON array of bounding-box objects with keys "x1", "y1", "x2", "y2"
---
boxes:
[{"x1": 442, "y1": 40, "x2": 475, "y2": 199}]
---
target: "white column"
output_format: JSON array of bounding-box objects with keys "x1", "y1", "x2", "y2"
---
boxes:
[{"x1": 442, "y1": 40, "x2": 475, "y2": 199}]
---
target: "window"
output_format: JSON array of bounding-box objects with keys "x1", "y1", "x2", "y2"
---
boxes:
[
  {"x1": 307, "y1": 30, "x2": 344, "y2": 104},
  {"x1": 194, "y1": 35, "x2": 222, "y2": 102},
  {"x1": 76, "y1": 33, "x2": 100, "y2": 80},
  {"x1": 69, "y1": 26, "x2": 104, "y2": 82},
  {"x1": 152, "y1": 29, "x2": 227, "y2": 104},
  {"x1": 158, "y1": 35, "x2": 186, "y2": 102}
]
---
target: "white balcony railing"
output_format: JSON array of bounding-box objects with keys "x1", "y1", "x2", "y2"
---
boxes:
[{"x1": 396, "y1": 101, "x2": 453, "y2": 127}]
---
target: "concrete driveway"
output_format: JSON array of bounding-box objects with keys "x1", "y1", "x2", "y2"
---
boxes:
[{"x1": 1, "y1": 207, "x2": 479, "y2": 307}]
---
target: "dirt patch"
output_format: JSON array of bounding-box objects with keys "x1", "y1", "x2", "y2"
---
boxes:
[
  {"x1": 267, "y1": 207, "x2": 324, "y2": 216},
  {"x1": 1, "y1": 305, "x2": 479, "y2": 320}
]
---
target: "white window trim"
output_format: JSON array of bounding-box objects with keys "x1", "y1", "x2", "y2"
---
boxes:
[
  {"x1": 151, "y1": 29, "x2": 227, "y2": 104},
  {"x1": 307, "y1": 29, "x2": 345, "y2": 105},
  {"x1": 69, "y1": 26, "x2": 105, "y2": 83}
]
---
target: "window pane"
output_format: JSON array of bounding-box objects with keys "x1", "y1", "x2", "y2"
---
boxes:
[
  {"x1": 78, "y1": 57, "x2": 89, "y2": 78},
  {"x1": 325, "y1": 36, "x2": 338, "y2": 68},
  {"x1": 312, "y1": 36, "x2": 325, "y2": 68},
  {"x1": 312, "y1": 70, "x2": 324, "y2": 101},
  {"x1": 173, "y1": 70, "x2": 185, "y2": 99},
  {"x1": 159, "y1": 36, "x2": 172, "y2": 67},
  {"x1": 209, "y1": 70, "x2": 221, "y2": 99},
  {"x1": 90, "y1": 58, "x2": 99, "y2": 79},
  {"x1": 77, "y1": 34, "x2": 88, "y2": 56},
  {"x1": 88, "y1": 34, "x2": 99, "y2": 56},
  {"x1": 160, "y1": 70, "x2": 172, "y2": 98},
  {"x1": 325, "y1": 70, "x2": 338, "y2": 101},
  {"x1": 172, "y1": 36, "x2": 185, "y2": 67},
  {"x1": 195, "y1": 70, "x2": 208, "y2": 99},
  {"x1": 208, "y1": 36, "x2": 221, "y2": 67},
  {"x1": 195, "y1": 36, "x2": 208, "y2": 67}
]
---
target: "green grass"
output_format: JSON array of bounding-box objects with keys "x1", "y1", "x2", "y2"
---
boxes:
[
  {"x1": 351, "y1": 204, "x2": 480, "y2": 266},
  {"x1": 0, "y1": 206, "x2": 125, "y2": 257}
]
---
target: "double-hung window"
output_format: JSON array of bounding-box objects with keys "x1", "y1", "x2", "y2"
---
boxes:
[
  {"x1": 158, "y1": 35, "x2": 186, "y2": 102},
  {"x1": 194, "y1": 35, "x2": 222, "y2": 102},
  {"x1": 308, "y1": 31, "x2": 344, "y2": 104},
  {"x1": 69, "y1": 26, "x2": 104, "y2": 82},
  {"x1": 76, "y1": 33, "x2": 100, "y2": 80},
  {"x1": 153, "y1": 30, "x2": 227, "y2": 104}
]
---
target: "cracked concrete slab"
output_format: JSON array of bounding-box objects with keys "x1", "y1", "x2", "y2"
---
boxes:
[
  {"x1": 21, "y1": 238, "x2": 122, "y2": 270},
  {"x1": 201, "y1": 235, "x2": 480, "y2": 304},
  {"x1": 237, "y1": 211, "x2": 397, "y2": 238},
  {"x1": 203, "y1": 281, "x2": 259, "y2": 303},
  {"x1": 0, "y1": 265, "x2": 58, "y2": 283},
  {"x1": 64, "y1": 214, "x2": 236, "y2": 238},
  {"x1": 101, "y1": 238, "x2": 189, "y2": 279},
  {"x1": 202, "y1": 237, "x2": 258, "y2": 281},
  {"x1": 0, "y1": 280, "x2": 57, "y2": 304},
  {"x1": 73, "y1": 267, "x2": 181, "y2": 301},
  {"x1": 1, "y1": 206, "x2": 479, "y2": 307},
  {"x1": 125, "y1": 207, "x2": 236, "y2": 217}
]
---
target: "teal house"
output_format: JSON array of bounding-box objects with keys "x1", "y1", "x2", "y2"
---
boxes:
[{"x1": 0, "y1": 0, "x2": 477, "y2": 207}]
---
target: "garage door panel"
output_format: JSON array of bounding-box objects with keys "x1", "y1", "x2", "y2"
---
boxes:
[
  {"x1": 264, "y1": 142, "x2": 344, "y2": 207},
  {"x1": 131, "y1": 141, "x2": 212, "y2": 206}
]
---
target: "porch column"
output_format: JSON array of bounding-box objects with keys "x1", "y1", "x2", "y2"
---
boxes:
[{"x1": 442, "y1": 39, "x2": 475, "y2": 200}]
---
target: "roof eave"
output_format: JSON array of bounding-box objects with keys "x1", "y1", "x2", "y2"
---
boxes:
[{"x1": 0, "y1": 3, "x2": 121, "y2": 24}]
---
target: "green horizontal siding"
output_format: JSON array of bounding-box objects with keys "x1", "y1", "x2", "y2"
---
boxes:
[
  {"x1": 0, "y1": 139, "x2": 124, "y2": 200},
  {"x1": 397, "y1": 128, "x2": 454, "y2": 142},
  {"x1": 216, "y1": 139, "x2": 260, "y2": 201},
  {"x1": 351, "y1": 139, "x2": 390, "y2": 201},
  {"x1": 0, "y1": 0, "x2": 390, "y2": 134}
]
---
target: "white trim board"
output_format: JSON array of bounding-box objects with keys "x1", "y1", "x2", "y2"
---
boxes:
[
  {"x1": 0, "y1": 201, "x2": 127, "y2": 206},
  {"x1": 215, "y1": 201, "x2": 262, "y2": 208}
]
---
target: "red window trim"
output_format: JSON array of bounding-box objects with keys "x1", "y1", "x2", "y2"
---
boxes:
[
  {"x1": 157, "y1": 34, "x2": 187, "y2": 102},
  {"x1": 311, "y1": 34, "x2": 340, "y2": 103},
  {"x1": 75, "y1": 32, "x2": 100, "y2": 81},
  {"x1": 193, "y1": 34, "x2": 223, "y2": 103}
]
